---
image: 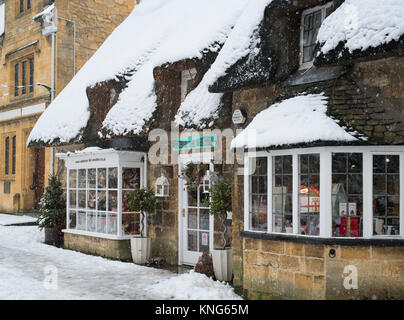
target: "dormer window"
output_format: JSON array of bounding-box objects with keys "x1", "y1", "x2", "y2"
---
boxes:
[{"x1": 300, "y1": 2, "x2": 334, "y2": 69}]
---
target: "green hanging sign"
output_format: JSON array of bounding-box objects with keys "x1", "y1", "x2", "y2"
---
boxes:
[{"x1": 173, "y1": 134, "x2": 217, "y2": 151}]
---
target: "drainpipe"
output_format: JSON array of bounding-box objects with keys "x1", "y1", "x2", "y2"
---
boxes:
[{"x1": 50, "y1": 31, "x2": 56, "y2": 176}]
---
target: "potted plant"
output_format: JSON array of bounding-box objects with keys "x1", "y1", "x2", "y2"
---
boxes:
[
  {"x1": 37, "y1": 175, "x2": 66, "y2": 247},
  {"x1": 204, "y1": 179, "x2": 233, "y2": 282},
  {"x1": 127, "y1": 187, "x2": 157, "y2": 264}
]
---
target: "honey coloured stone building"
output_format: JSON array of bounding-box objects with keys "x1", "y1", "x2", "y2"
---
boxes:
[
  {"x1": 28, "y1": 0, "x2": 404, "y2": 300},
  {"x1": 211, "y1": 0, "x2": 404, "y2": 299},
  {"x1": 0, "y1": 0, "x2": 134, "y2": 213}
]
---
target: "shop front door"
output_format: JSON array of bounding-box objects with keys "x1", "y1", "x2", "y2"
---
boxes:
[{"x1": 179, "y1": 153, "x2": 214, "y2": 266}]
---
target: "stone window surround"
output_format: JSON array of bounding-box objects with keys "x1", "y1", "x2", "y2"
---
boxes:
[
  {"x1": 299, "y1": 2, "x2": 333, "y2": 70},
  {"x1": 244, "y1": 145, "x2": 404, "y2": 239}
]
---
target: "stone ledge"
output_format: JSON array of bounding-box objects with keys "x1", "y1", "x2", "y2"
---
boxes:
[{"x1": 241, "y1": 231, "x2": 404, "y2": 247}]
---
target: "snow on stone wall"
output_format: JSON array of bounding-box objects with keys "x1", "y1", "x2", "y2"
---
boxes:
[{"x1": 317, "y1": 0, "x2": 404, "y2": 55}]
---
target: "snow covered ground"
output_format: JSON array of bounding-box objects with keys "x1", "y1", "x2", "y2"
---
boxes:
[
  {"x1": 0, "y1": 226, "x2": 241, "y2": 300},
  {"x1": 0, "y1": 214, "x2": 37, "y2": 226}
]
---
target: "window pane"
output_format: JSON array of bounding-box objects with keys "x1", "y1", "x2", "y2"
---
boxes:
[
  {"x1": 22, "y1": 61, "x2": 27, "y2": 94},
  {"x1": 107, "y1": 213, "x2": 117, "y2": 234},
  {"x1": 78, "y1": 169, "x2": 86, "y2": 188},
  {"x1": 123, "y1": 168, "x2": 140, "y2": 189},
  {"x1": 14, "y1": 64, "x2": 19, "y2": 96},
  {"x1": 88, "y1": 169, "x2": 96, "y2": 188},
  {"x1": 98, "y1": 168, "x2": 107, "y2": 189},
  {"x1": 188, "y1": 230, "x2": 197, "y2": 252},
  {"x1": 249, "y1": 157, "x2": 267, "y2": 231},
  {"x1": 87, "y1": 211, "x2": 96, "y2": 232},
  {"x1": 97, "y1": 212, "x2": 107, "y2": 234},
  {"x1": 12, "y1": 136, "x2": 16, "y2": 175},
  {"x1": 69, "y1": 170, "x2": 77, "y2": 188},
  {"x1": 5, "y1": 137, "x2": 9, "y2": 175},
  {"x1": 97, "y1": 191, "x2": 106, "y2": 211},
  {"x1": 123, "y1": 212, "x2": 140, "y2": 235},
  {"x1": 29, "y1": 58, "x2": 34, "y2": 92},
  {"x1": 88, "y1": 190, "x2": 96, "y2": 210},
  {"x1": 272, "y1": 156, "x2": 293, "y2": 233},
  {"x1": 108, "y1": 167, "x2": 118, "y2": 189},
  {"x1": 199, "y1": 209, "x2": 210, "y2": 231},
  {"x1": 108, "y1": 191, "x2": 118, "y2": 212},
  {"x1": 77, "y1": 211, "x2": 86, "y2": 230},
  {"x1": 299, "y1": 154, "x2": 320, "y2": 236},
  {"x1": 69, "y1": 190, "x2": 76, "y2": 208},
  {"x1": 69, "y1": 211, "x2": 76, "y2": 229},
  {"x1": 332, "y1": 153, "x2": 363, "y2": 237},
  {"x1": 373, "y1": 155, "x2": 400, "y2": 235},
  {"x1": 78, "y1": 190, "x2": 86, "y2": 209}
]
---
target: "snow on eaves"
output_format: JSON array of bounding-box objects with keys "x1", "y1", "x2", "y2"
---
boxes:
[
  {"x1": 231, "y1": 94, "x2": 358, "y2": 149},
  {"x1": 317, "y1": 0, "x2": 404, "y2": 55},
  {"x1": 175, "y1": 0, "x2": 273, "y2": 128},
  {"x1": 28, "y1": 0, "x2": 250, "y2": 145}
]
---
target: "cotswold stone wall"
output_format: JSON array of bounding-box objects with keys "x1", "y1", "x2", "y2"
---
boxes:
[
  {"x1": 64, "y1": 232, "x2": 132, "y2": 261},
  {"x1": 242, "y1": 236, "x2": 404, "y2": 300},
  {"x1": 231, "y1": 55, "x2": 404, "y2": 298}
]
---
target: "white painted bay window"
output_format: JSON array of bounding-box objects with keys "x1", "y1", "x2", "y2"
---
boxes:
[
  {"x1": 58, "y1": 149, "x2": 147, "y2": 239},
  {"x1": 244, "y1": 147, "x2": 404, "y2": 239}
]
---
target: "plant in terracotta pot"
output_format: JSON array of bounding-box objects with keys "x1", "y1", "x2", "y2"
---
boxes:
[
  {"x1": 127, "y1": 187, "x2": 157, "y2": 264},
  {"x1": 37, "y1": 175, "x2": 66, "y2": 247},
  {"x1": 203, "y1": 178, "x2": 233, "y2": 282}
]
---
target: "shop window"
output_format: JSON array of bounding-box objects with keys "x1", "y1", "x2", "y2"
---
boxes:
[
  {"x1": 299, "y1": 154, "x2": 320, "y2": 235},
  {"x1": 332, "y1": 153, "x2": 363, "y2": 237},
  {"x1": 67, "y1": 166, "x2": 142, "y2": 236},
  {"x1": 249, "y1": 157, "x2": 267, "y2": 231},
  {"x1": 373, "y1": 155, "x2": 400, "y2": 236},
  {"x1": 13, "y1": 56, "x2": 34, "y2": 97},
  {"x1": 272, "y1": 156, "x2": 293, "y2": 233},
  {"x1": 300, "y1": 2, "x2": 334, "y2": 68}
]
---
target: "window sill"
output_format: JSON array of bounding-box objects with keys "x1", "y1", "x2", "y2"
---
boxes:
[
  {"x1": 62, "y1": 228, "x2": 138, "y2": 240},
  {"x1": 241, "y1": 231, "x2": 404, "y2": 246}
]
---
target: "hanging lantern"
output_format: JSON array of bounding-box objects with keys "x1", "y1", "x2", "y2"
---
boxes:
[{"x1": 155, "y1": 175, "x2": 170, "y2": 197}]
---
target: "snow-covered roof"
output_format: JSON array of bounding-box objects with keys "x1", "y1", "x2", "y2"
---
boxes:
[
  {"x1": 317, "y1": 0, "x2": 404, "y2": 55},
  {"x1": 28, "y1": 0, "x2": 252, "y2": 145},
  {"x1": 231, "y1": 94, "x2": 358, "y2": 149},
  {"x1": 175, "y1": 0, "x2": 273, "y2": 128}
]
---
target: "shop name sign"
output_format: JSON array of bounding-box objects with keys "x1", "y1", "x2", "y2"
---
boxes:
[
  {"x1": 75, "y1": 157, "x2": 106, "y2": 164},
  {"x1": 173, "y1": 134, "x2": 217, "y2": 151}
]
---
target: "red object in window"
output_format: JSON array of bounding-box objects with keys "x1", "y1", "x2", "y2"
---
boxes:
[
  {"x1": 340, "y1": 217, "x2": 347, "y2": 236},
  {"x1": 350, "y1": 217, "x2": 359, "y2": 237}
]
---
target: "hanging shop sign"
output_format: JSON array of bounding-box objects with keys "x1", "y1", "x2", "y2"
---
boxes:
[
  {"x1": 232, "y1": 109, "x2": 246, "y2": 125},
  {"x1": 173, "y1": 134, "x2": 217, "y2": 151}
]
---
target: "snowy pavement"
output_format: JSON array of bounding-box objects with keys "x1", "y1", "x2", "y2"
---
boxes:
[
  {"x1": 0, "y1": 226, "x2": 241, "y2": 300},
  {"x1": 0, "y1": 214, "x2": 37, "y2": 226}
]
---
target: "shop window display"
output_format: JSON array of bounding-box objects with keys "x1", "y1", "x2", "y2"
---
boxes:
[
  {"x1": 249, "y1": 157, "x2": 268, "y2": 231},
  {"x1": 299, "y1": 154, "x2": 320, "y2": 235},
  {"x1": 373, "y1": 155, "x2": 400, "y2": 235},
  {"x1": 272, "y1": 156, "x2": 293, "y2": 233}
]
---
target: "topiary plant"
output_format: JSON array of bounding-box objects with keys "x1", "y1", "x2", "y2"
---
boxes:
[
  {"x1": 127, "y1": 187, "x2": 157, "y2": 237},
  {"x1": 37, "y1": 175, "x2": 66, "y2": 245},
  {"x1": 204, "y1": 179, "x2": 232, "y2": 249}
]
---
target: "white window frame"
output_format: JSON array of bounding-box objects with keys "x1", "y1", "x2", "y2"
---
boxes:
[
  {"x1": 299, "y1": 2, "x2": 333, "y2": 70},
  {"x1": 244, "y1": 146, "x2": 404, "y2": 240},
  {"x1": 58, "y1": 150, "x2": 147, "y2": 240}
]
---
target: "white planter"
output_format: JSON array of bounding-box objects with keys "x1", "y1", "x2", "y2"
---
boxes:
[
  {"x1": 211, "y1": 247, "x2": 233, "y2": 282},
  {"x1": 130, "y1": 237, "x2": 151, "y2": 264}
]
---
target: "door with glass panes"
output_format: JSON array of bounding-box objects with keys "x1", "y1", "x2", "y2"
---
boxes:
[{"x1": 179, "y1": 153, "x2": 214, "y2": 265}]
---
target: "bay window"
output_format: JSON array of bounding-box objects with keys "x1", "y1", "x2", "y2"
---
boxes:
[
  {"x1": 58, "y1": 149, "x2": 146, "y2": 239},
  {"x1": 245, "y1": 147, "x2": 404, "y2": 239}
]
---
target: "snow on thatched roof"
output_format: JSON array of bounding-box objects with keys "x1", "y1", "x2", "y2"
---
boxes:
[
  {"x1": 28, "y1": 0, "x2": 251, "y2": 145},
  {"x1": 317, "y1": 0, "x2": 404, "y2": 55},
  {"x1": 175, "y1": 0, "x2": 273, "y2": 128},
  {"x1": 231, "y1": 93, "x2": 358, "y2": 149}
]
